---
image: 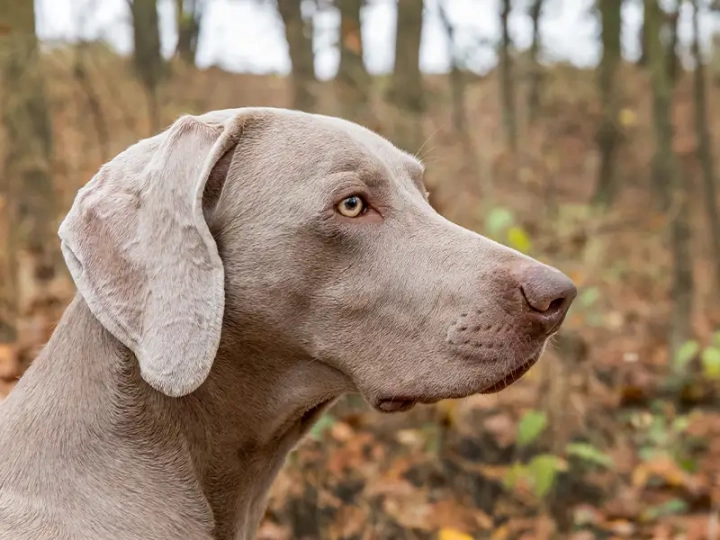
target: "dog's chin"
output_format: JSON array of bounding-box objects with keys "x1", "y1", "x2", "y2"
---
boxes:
[
  {"x1": 370, "y1": 350, "x2": 543, "y2": 414},
  {"x1": 477, "y1": 352, "x2": 541, "y2": 394}
]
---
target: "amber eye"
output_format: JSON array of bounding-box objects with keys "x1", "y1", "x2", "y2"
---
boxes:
[{"x1": 336, "y1": 196, "x2": 366, "y2": 218}]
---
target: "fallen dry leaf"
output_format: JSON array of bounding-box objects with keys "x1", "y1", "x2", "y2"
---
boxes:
[
  {"x1": 0, "y1": 343, "x2": 18, "y2": 380},
  {"x1": 482, "y1": 412, "x2": 517, "y2": 447},
  {"x1": 437, "y1": 528, "x2": 474, "y2": 540}
]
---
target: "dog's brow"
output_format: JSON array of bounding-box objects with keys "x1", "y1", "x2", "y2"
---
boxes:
[
  {"x1": 404, "y1": 161, "x2": 425, "y2": 190},
  {"x1": 327, "y1": 159, "x2": 365, "y2": 175},
  {"x1": 327, "y1": 161, "x2": 390, "y2": 190}
]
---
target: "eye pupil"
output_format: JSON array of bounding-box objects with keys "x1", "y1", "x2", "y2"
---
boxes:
[{"x1": 337, "y1": 195, "x2": 366, "y2": 217}]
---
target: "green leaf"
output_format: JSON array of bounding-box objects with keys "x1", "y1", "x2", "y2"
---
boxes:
[
  {"x1": 673, "y1": 340, "x2": 699, "y2": 372},
  {"x1": 309, "y1": 413, "x2": 335, "y2": 441},
  {"x1": 516, "y1": 410, "x2": 548, "y2": 448},
  {"x1": 712, "y1": 331, "x2": 720, "y2": 348},
  {"x1": 671, "y1": 415, "x2": 691, "y2": 434},
  {"x1": 578, "y1": 287, "x2": 600, "y2": 308},
  {"x1": 677, "y1": 455, "x2": 698, "y2": 473},
  {"x1": 586, "y1": 312, "x2": 604, "y2": 328},
  {"x1": 507, "y1": 226, "x2": 532, "y2": 253},
  {"x1": 527, "y1": 454, "x2": 561, "y2": 499},
  {"x1": 485, "y1": 207, "x2": 514, "y2": 236},
  {"x1": 421, "y1": 423, "x2": 441, "y2": 453},
  {"x1": 565, "y1": 442, "x2": 614, "y2": 469},
  {"x1": 701, "y1": 346, "x2": 720, "y2": 379},
  {"x1": 644, "y1": 498, "x2": 688, "y2": 520},
  {"x1": 502, "y1": 462, "x2": 526, "y2": 491},
  {"x1": 639, "y1": 446, "x2": 662, "y2": 462},
  {"x1": 648, "y1": 415, "x2": 669, "y2": 447}
]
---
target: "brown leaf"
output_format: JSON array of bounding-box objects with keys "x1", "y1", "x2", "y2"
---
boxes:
[
  {"x1": 0, "y1": 343, "x2": 18, "y2": 380},
  {"x1": 605, "y1": 487, "x2": 642, "y2": 520},
  {"x1": 255, "y1": 520, "x2": 291, "y2": 540},
  {"x1": 329, "y1": 421, "x2": 354, "y2": 442},
  {"x1": 429, "y1": 499, "x2": 493, "y2": 531},
  {"x1": 332, "y1": 505, "x2": 368, "y2": 538},
  {"x1": 632, "y1": 455, "x2": 689, "y2": 490},
  {"x1": 490, "y1": 525, "x2": 510, "y2": 540},
  {"x1": 340, "y1": 19, "x2": 362, "y2": 55},
  {"x1": 482, "y1": 412, "x2": 517, "y2": 447}
]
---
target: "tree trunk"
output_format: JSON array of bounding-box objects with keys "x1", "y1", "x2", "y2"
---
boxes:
[
  {"x1": 592, "y1": 0, "x2": 623, "y2": 207},
  {"x1": 438, "y1": 0, "x2": 466, "y2": 135},
  {"x1": 638, "y1": 2, "x2": 648, "y2": 67},
  {"x1": 387, "y1": 0, "x2": 425, "y2": 154},
  {"x1": 527, "y1": 0, "x2": 544, "y2": 125},
  {"x1": 638, "y1": 0, "x2": 679, "y2": 81},
  {"x1": 175, "y1": 0, "x2": 202, "y2": 65},
  {"x1": 499, "y1": 0, "x2": 517, "y2": 153},
  {"x1": 130, "y1": 0, "x2": 165, "y2": 131},
  {"x1": 0, "y1": 0, "x2": 56, "y2": 343},
  {"x1": 437, "y1": 0, "x2": 483, "y2": 193},
  {"x1": 335, "y1": 0, "x2": 372, "y2": 125},
  {"x1": 645, "y1": 0, "x2": 693, "y2": 356},
  {"x1": 690, "y1": 0, "x2": 720, "y2": 290},
  {"x1": 666, "y1": 5, "x2": 680, "y2": 83},
  {"x1": 277, "y1": 0, "x2": 317, "y2": 112}
]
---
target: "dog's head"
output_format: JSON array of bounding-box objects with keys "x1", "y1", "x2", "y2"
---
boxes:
[{"x1": 59, "y1": 108, "x2": 576, "y2": 411}]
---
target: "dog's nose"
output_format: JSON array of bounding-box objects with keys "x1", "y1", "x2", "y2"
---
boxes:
[{"x1": 518, "y1": 264, "x2": 577, "y2": 333}]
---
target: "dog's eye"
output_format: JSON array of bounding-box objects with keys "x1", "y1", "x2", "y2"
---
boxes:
[{"x1": 336, "y1": 196, "x2": 367, "y2": 218}]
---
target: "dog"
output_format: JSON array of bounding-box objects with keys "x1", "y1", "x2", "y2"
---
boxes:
[{"x1": 0, "y1": 108, "x2": 576, "y2": 540}]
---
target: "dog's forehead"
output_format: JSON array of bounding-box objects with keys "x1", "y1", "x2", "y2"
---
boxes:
[
  {"x1": 273, "y1": 111, "x2": 424, "y2": 181},
  {"x1": 317, "y1": 115, "x2": 422, "y2": 172}
]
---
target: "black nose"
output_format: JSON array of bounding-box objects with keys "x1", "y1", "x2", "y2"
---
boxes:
[{"x1": 519, "y1": 264, "x2": 577, "y2": 334}]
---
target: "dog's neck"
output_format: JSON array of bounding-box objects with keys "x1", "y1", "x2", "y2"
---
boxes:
[{"x1": 9, "y1": 296, "x2": 350, "y2": 540}]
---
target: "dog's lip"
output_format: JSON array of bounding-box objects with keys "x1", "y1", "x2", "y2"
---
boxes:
[
  {"x1": 373, "y1": 352, "x2": 543, "y2": 413},
  {"x1": 375, "y1": 399, "x2": 417, "y2": 413},
  {"x1": 374, "y1": 393, "x2": 451, "y2": 413},
  {"x1": 478, "y1": 353, "x2": 541, "y2": 394}
]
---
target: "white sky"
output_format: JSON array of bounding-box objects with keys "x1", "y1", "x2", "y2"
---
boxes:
[{"x1": 36, "y1": 0, "x2": 718, "y2": 80}]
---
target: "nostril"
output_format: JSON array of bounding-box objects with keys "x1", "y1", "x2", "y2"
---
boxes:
[
  {"x1": 547, "y1": 297, "x2": 566, "y2": 314},
  {"x1": 518, "y1": 265, "x2": 578, "y2": 320},
  {"x1": 520, "y1": 286, "x2": 567, "y2": 314}
]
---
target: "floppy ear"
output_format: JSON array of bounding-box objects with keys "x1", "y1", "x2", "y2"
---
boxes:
[{"x1": 58, "y1": 112, "x2": 247, "y2": 397}]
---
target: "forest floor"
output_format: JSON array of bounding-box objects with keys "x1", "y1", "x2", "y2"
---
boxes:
[{"x1": 1, "y1": 47, "x2": 720, "y2": 539}]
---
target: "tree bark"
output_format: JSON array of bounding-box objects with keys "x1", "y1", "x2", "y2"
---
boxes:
[
  {"x1": 638, "y1": 2, "x2": 648, "y2": 67},
  {"x1": 499, "y1": 0, "x2": 517, "y2": 153},
  {"x1": 690, "y1": 0, "x2": 720, "y2": 291},
  {"x1": 130, "y1": 0, "x2": 165, "y2": 131},
  {"x1": 645, "y1": 0, "x2": 693, "y2": 356},
  {"x1": 527, "y1": 0, "x2": 544, "y2": 125},
  {"x1": 437, "y1": 0, "x2": 483, "y2": 191},
  {"x1": 666, "y1": 5, "x2": 680, "y2": 83},
  {"x1": 438, "y1": 0, "x2": 466, "y2": 134},
  {"x1": 592, "y1": 0, "x2": 623, "y2": 207},
  {"x1": 277, "y1": 0, "x2": 317, "y2": 112},
  {"x1": 0, "y1": 0, "x2": 56, "y2": 342},
  {"x1": 335, "y1": 0, "x2": 372, "y2": 125},
  {"x1": 638, "y1": 0, "x2": 679, "y2": 82},
  {"x1": 175, "y1": 0, "x2": 203, "y2": 65},
  {"x1": 387, "y1": 0, "x2": 425, "y2": 154}
]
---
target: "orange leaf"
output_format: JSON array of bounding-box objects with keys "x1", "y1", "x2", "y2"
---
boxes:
[
  {"x1": 438, "y1": 528, "x2": 473, "y2": 540},
  {"x1": 343, "y1": 31, "x2": 362, "y2": 55},
  {"x1": 0, "y1": 343, "x2": 17, "y2": 380}
]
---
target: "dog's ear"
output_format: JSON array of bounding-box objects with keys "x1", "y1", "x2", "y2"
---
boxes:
[{"x1": 59, "y1": 111, "x2": 250, "y2": 397}]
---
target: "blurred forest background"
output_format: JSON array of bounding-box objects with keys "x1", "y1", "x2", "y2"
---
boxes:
[{"x1": 2, "y1": 0, "x2": 720, "y2": 538}]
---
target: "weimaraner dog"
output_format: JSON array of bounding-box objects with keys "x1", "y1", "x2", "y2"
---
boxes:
[{"x1": 0, "y1": 108, "x2": 576, "y2": 540}]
